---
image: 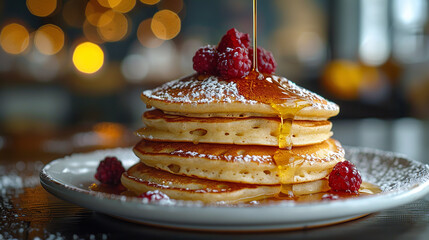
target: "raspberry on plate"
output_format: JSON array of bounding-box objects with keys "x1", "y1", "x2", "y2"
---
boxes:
[
  {"x1": 94, "y1": 156, "x2": 125, "y2": 185},
  {"x1": 192, "y1": 45, "x2": 218, "y2": 75},
  {"x1": 139, "y1": 190, "x2": 170, "y2": 203},
  {"x1": 217, "y1": 28, "x2": 250, "y2": 53},
  {"x1": 328, "y1": 161, "x2": 362, "y2": 193},
  {"x1": 248, "y1": 47, "x2": 277, "y2": 74},
  {"x1": 217, "y1": 47, "x2": 252, "y2": 79}
]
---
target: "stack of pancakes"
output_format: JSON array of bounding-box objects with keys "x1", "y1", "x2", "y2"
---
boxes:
[{"x1": 121, "y1": 73, "x2": 344, "y2": 203}]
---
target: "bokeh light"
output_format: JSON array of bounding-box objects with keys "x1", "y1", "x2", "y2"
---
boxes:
[
  {"x1": 151, "y1": 10, "x2": 181, "y2": 40},
  {"x1": 296, "y1": 32, "x2": 325, "y2": 65},
  {"x1": 93, "y1": 122, "x2": 125, "y2": 145},
  {"x1": 322, "y1": 60, "x2": 383, "y2": 101},
  {"x1": 0, "y1": 23, "x2": 30, "y2": 55},
  {"x1": 83, "y1": 20, "x2": 104, "y2": 44},
  {"x1": 96, "y1": 9, "x2": 116, "y2": 28},
  {"x1": 139, "y1": 40, "x2": 180, "y2": 80},
  {"x1": 85, "y1": 0, "x2": 109, "y2": 27},
  {"x1": 112, "y1": 0, "x2": 136, "y2": 13},
  {"x1": 97, "y1": 10, "x2": 129, "y2": 42},
  {"x1": 72, "y1": 42, "x2": 104, "y2": 74},
  {"x1": 121, "y1": 54, "x2": 149, "y2": 82},
  {"x1": 97, "y1": 0, "x2": 122, "y2": 8},
  {"x1": 137, "y1": 18, "x2": 164, "y2": 48},
  {"x1": 140, "y1": 0, "x2": 160, "y2": 5},
  {"x1": 34, "y1": 24, "x2": 65, "y2": 55},
  {"x1": 322, "y1": 60, "x2": 363, "y2": 100},
  {"x1": 26, "y1": 49, "x2": 60, "y2": 82},
  {"x1": 26, "y1": 0, "x2": 57, "y2": 17}
]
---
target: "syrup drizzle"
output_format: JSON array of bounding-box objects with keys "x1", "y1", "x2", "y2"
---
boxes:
[
  {"x1": 246, "y1": 0, "x2": 312, "y2": 184},
  {"x1": 252, "y1": 0, "x2": 258, "y2": 72},
  {"x1": 235, "y1": 72, "x2": 310, "y2": 150}
]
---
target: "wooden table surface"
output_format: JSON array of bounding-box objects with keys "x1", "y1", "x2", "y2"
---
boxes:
[{"x1": 1, "y1": 120, "x2": 429, "y2": 240}]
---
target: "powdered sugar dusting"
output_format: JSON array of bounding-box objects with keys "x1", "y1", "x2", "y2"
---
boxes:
[
  {"x1": 170, "y1": 149, "x2": 272, "y2": 164},
  {"x1": 297, "y1": 141, "x2": 345, "y2": 165},
  {"x1": 168, "y1": 142, "x2": 344, "y2": 165},
  {"x1": 143, "y1": 75, "x2": 257, "y2": 104},
  {"x1": 346, "y1": 146, "x2": 429, "y2": 192},
  {"x1": 143, "y1": 74, "x2": 339, "y2": 112}
]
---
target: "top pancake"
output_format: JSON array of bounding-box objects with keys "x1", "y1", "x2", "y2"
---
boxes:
[{"x1": 141, "y1": 74, "x2": 339, "y2": 120}]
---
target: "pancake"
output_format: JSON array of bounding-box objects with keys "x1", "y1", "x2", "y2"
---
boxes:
[
  {"x1": 141, "y1": 74, "x2": 339, "y2": 120},
  {"x1": 121, "y1": 162, "x2": 280, "y2": 203},
  {"x1": 285, "y1": 179, "x2": 330, "y2": 196},
  {"x1": 137, "y1": 109, "x2": 333, "y2": 146},
  {"x1": 133, "y1": 138, "x2": 345, "y2": 185},
  {"x1": 121, "y1": 163, "x2": 333, "y2": 203}
]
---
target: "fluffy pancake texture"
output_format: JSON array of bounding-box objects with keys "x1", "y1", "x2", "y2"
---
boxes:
[
  {"x1": 121, "y1": 163, "x2": 333, "y2": 203},
  {"x1": 133, "y1": 138, "x2": 345, "y2": 185},
  {"x1": 121, "y1": 162, "x2": 280, "y2": 203},
  {"x1": 141, "y1": 74, "x2": 339, "y2": 120},
  {"x1": 137, "y1": 109, "x2": 333, "y2": 146}
]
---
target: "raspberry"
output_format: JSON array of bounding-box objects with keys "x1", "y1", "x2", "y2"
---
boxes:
[
  {"x1": 248, "y1": 47, "x2": 277, "y2": 74},
  {"x1": 139, "y1": 190, "x2": 170, "y2": 203},
  {"x1": 94, "y1": 156, "x2": 125, "y2": 185},
  {"x1": 217, "y1": 47, "x2": 252, "y2": 79},
  {"x1": 329, "y1": 161, "x2": 362, "y2": 193},
  {"x1": 192, "y1": 45, "x2": 218, "y2": 75},
  {"x1": 217, "y1": 28, "x2": 250, "y2": 53}
]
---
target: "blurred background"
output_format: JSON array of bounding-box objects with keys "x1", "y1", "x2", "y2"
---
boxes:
[{"x1": 0, "y1": 0, "x2": 429, "y2": 162}]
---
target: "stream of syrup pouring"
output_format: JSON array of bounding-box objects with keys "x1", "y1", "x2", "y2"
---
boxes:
[
  {"x1": 241, "y1": 0, "x2": 310, "y2": 191},
  {"x1": 249, "y1": 0, "x2": 307, "y2": 149}
]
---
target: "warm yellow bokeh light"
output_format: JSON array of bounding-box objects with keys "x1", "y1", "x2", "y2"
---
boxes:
[
  {"x1": 322, "y1": 60, "x2": 363, "y2": 100},
  {"x1": 0, "y1": 23, "x2": 30, "y2": 55},
  {"x1": 98, "y1": 11, "x2": 129, "y2": 42},
  {"x1": 34, "y1": 24, "x2": 65, "y2": 55},
  {"x1": 137, "y1": 18, "x2": 164, "y2": 48},
  {"x1": 140, "y1": 0, "x2": 160, "y2": 5},
  {"x1": 151, "y1": 10, "x2": 181, "y2": 40},
  {"x1": 83, "y1": 20, "x2": 104, "y2": 44},
  {"x1": 97, "y1": 0, "x2": 122, "y2": 8},
  {"x1": 72, "y1": 42, "x2": 104, "y2": 74},
  {"x1": 97, "y1": 9, "x2": 116, "y2": 27},
  {"x1": 93, "y1": 122, "x2": 125, "y2": 143},
  {"x1": 26, "y1": 0, "x2": 57, "y2": 17},
  {"x1": 112, "y1": 0, "x2": 136, "y2": 13},
  {"x1": 86, "y1": 0, "x2": 108, "y2": 27}
]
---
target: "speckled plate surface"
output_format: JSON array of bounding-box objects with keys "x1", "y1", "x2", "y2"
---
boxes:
[{"x1": 40, "y1": 147, "x2": 429, "y2": 231}]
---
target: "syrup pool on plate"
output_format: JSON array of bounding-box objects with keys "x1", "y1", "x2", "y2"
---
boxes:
[
  {"x1": 89, "y1": 183, "x2": 136, "y2": 197},
  {"x1": 88, "y1": 181, "x2": 381, "y2": 205}
]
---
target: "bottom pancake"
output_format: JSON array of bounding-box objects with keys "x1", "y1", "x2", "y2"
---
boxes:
[
  {"x1": 122, "y1": 162, "x2": 280, "y2": 203},
  {"x1": 121, "y1": 163, "x2": 333, "y2": 203}
]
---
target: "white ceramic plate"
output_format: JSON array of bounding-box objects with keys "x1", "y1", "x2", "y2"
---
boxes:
[{"x1": 40, "y1": 147, "x2": 429, "y2": 231}]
